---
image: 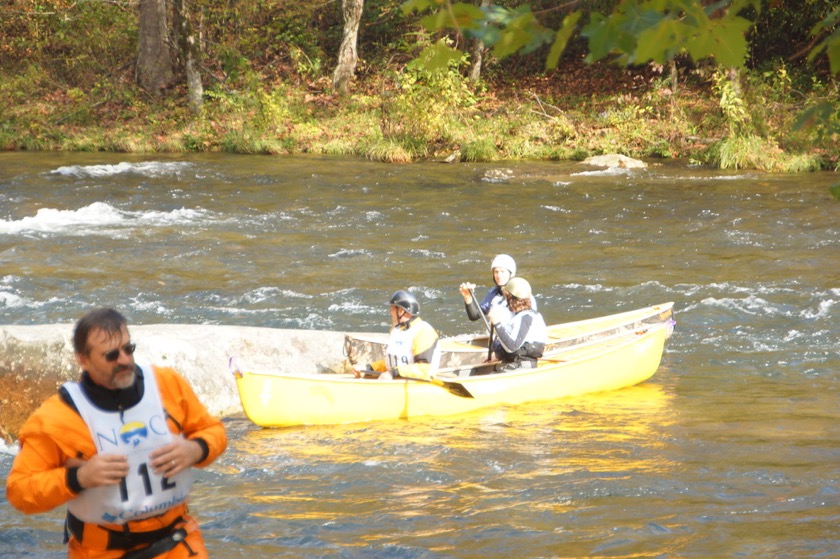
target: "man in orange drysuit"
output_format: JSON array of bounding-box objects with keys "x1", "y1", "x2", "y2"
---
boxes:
[{"x1": 6, "y1": 308, "x2": 227, "y2": 559}]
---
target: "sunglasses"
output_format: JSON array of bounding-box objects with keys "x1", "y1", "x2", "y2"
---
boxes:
[{"x1": 103, "y1": 343, "x2": 136, "y2": 362}]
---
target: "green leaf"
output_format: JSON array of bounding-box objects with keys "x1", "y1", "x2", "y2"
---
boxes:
[
  {"x1": 679, "y1": 0, "x2": 712, "y2": 28},
  {"x1": 582, "y1": 12, "x2": 627, "y2": 63},
  {"x1": 828, "y1": 38, "x2": 840, "y2": 75},
  {"x1": 412, "y1": 41, "x2": 462, "y2": 72},
  {"x1": 792, "y1": 102, "x2": 833, "y2": 132},
  {"x1": 492, "y1": 12, "x2": 537, "y2": 59},
  {"x1": 633, "y1": 17, "x2": 684, "y2": 64},
  {"x1": 810, "y1": 26, "x2": 840, "y2": 74},
  {"x1": 416, "y1": 4, "x2": 487, "y2": 33},
  {"x1": 402, "y1": 0, "x2": 438, "y2": 16},
  {"x1": 619, "y1": 4, "x2": 666, "y2": 37},
  {"x1": 546, "y1": 11, "x2": 582, "y2": 70},
  {"x1": 420, "y1": 10, "x2": 456, "y2": 32},
  {"x1": 727, "y1": 0, "x2": 763, "y2": 16},
  {"x1": 687, "y1": 15, "x2": 751, "y2": 67},
  {"x1": 449, "y1": 3, "x2": 487, "y2": 32},
  {"x1": 468, "y1": 25, "x2": 501, "y2": 46},
  {"x1": 483, "y1": 4, "x2": 511, "y2": 25}
]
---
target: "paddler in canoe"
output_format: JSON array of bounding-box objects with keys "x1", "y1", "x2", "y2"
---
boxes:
[
  {"x1": 457, "y1": 254, "x2": 538, "y2": 326},
  {"x1": 458, "y1": 253, "x2": 540, "y2": 363},
  {"x1": 487, "y1": 277, "x2": 548, "y2": 372},
  {"x1": 353, "y1": 290, "x2": 441, "y2": 381}
]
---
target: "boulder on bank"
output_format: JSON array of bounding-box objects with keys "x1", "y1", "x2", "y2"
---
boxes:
[
  {"x1": 582, "y1": 154, "x2": 647, "y2": 169},
  {"x1": 0, "y1": 324, "x2": 358, "y2": 442}
]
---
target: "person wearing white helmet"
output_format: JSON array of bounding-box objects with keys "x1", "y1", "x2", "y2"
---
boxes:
[
  {"x1": 458, "y1": 254, "x2": 536, "y2": 326},
  {"x1": 487, "y1": 277, "x2": 548, "y2": 372},
  {"x1": 356, "y1": 290, "x2": 441, "y2": 381}
]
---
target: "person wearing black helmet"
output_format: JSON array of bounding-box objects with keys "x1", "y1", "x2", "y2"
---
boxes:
[
  {"x1": 360, "y1": 290, "x2": 441, "y2": 381},
  {"x1": 487, "y1": 277, "x2": 548, "y2": 372}
]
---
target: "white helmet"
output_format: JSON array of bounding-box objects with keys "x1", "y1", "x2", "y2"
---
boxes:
[{"x1": 490, "y1": 254, "x2": 516, "y2": 277}]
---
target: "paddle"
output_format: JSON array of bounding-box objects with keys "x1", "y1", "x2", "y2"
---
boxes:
[
  {"x1": 468, "y1": 287, "x2": 493, "y2": 335},
  {"x1": 424, "y1": 378, "x2": 474, "y2": 398},
  {"x1": 468, "y1": 287, "x2": 495, "y2": 361}
]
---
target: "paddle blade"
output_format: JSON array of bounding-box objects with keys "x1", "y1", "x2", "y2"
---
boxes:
[{"x1": 434, "y1": 379, "x2": 474, "y2": 398}]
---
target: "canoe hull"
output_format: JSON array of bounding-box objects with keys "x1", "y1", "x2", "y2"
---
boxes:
[{"x1": 235, "y1": 313, "x2": 672, "y2": 427}]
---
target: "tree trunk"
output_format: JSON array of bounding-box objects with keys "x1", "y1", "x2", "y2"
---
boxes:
[
  {"x1": 468, "y1": 0, "x2": 491, "y2": 82},
  {"x1": 136, "y1": 0, "x2": 174, "y2": 95},
  {"x1": 468, "y1": 38, "x2": 484, "y2": 82},
  {"x1": 173, "y1": 0, "x2": 203, "y2": 111},
  {"x1": 332, "y1": 0, "x2": 364, "y2": 96}
]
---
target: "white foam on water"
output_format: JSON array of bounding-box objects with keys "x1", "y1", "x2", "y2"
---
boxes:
[
  {"x1": 0, "y1": 440, "x2": 19, "y2": 456},
  {"x1": 0, "y1": 202, "x2": 211, "y2": 236},
  {"x1": 329, "y1": 248, "x2": 373, "y2": 258},
  {"x1": 700, "y1": 294, "x2": 776, "y2": 316},
  {"x1": 801, "y1": 298, "x2": 835, "y2": 320},
  {"x1": 50, "y1": 161, "x2": 194, "y2": 178},
  {"x1": 328, "y1": 301, "x2": 373, "y2": 314},
  {"x1": 677, "y1": 173, "x2": 757, "y2": 181},
  {"x1": 542, "y1": 205, "x2": 572, "y2": 213},
  {"x1": 409, "y1": 248, "x2": 446, "y2": 259}
]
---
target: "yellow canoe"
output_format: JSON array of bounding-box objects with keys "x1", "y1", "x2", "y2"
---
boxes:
[{"x1": 233, "y1": 303, "x2": 675, "y2": 427}]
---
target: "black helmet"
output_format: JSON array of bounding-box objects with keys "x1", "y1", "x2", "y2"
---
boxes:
[{"x1": 388, "y1": 290, "x2": 420, "y2": 316}]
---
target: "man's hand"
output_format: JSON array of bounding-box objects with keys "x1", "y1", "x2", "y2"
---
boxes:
[
  {"x1": 150, "y1": 439, "x2": 203, "y2": 477},
  {"x1": 69, "y1": 454, "x2": 129, "y2": 489}
]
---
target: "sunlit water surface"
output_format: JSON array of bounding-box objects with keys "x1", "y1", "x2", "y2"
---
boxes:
[{"x1": 1, "y1": 153, "x2": 838, "y2": 557}]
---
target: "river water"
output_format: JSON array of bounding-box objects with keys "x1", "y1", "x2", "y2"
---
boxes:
[{"x1": 0, "y1": 152, "x2": 838, "y2": 558}]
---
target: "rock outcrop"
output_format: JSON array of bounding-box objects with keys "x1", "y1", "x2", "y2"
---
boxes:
[
  {"x1": 0, "y1": 324, "x2": 358, "y2": 442},
  {"x1": 582, "y1": 154, "x2": 647, "y2": 168}
]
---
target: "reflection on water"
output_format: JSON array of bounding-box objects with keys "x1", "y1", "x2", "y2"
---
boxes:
[
  {"x1": 194, "y1": 386, "x2": 681, "y2": 559},
  {"x1": 1, "y1": 153, "x2": 839, "y2": 558}
]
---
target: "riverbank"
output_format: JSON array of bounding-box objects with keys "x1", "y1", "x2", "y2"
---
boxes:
[
  {"x1": 0, "y1": 324, "x2": 355, "y2": 443},
  {"x1": 2, "y1": 57, "x2": 838, "y2": 173}
]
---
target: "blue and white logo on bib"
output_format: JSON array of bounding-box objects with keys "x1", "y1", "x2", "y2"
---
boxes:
[{"x1": 119, "y1": 421, "x2": 149, "y2": 447}]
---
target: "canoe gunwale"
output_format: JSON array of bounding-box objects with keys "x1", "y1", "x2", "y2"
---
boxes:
[
  {"x1": 248, "y1": 320, "x2": 672, "y2": 384},
  {"x1": 344, "y1": 302, "x2": 674, "y2": 372}
]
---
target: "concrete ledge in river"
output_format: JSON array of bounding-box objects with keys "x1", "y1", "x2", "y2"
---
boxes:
[{"x1": 0, "y1": 324, "x2": 356, "y2": 443}]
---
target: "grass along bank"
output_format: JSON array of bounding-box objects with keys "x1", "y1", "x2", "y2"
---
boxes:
[{"x1": 1, "y1": 58, "x2": 838, "y2": 172}]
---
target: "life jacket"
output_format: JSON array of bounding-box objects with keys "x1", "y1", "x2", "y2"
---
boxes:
[
  {"x1": 383, "y1": 317, "x2": 440, "y2": 379},
  {"x1": 63, "y1": 364, "x2": 194, "y2": 525},
  {"x1": 493, "y1": 309, "x2": 548, "y2": 365}
]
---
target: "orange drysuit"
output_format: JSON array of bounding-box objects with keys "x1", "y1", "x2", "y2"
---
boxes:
[{"x1": 6, "y1": 365, "x2": 227, "y2": 559}]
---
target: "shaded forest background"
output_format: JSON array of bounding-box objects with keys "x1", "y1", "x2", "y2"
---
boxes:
[{"x1": 1, "y1": 0, "x2": 838, "y2": 171}]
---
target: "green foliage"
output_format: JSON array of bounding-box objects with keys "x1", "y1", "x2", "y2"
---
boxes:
[
  {"x1": 403, "y1": 0, "x2": 840, "y2": 76},
  {"x1": 380, "y1": 42, "x2": 477, "y2": 146},
  {"x1": 795, "y1": 98, "x2": 840, "y2": 140},
  {"x1": 579, "y1": 1, "x2": 758, "y2": 68},
  {"x1": 712, "y1": 70, "x2": 751, "y2": 136},
  {"x1": 461, "y1": 137, "x2": 498, "y2": 161},
  {"x1": 0, "y1": 1, "x2": 135, "y2": 84},
  {"x1": 714, "y1": 134, "x2": 822, "y2": 172},
  {"x1": 750, "y1": 0, "x2": 836, "y2": 69},
  {"x1": 808, "y1": 6, "x2": 840, "y2": 73},
  {"x1": 547, "y1": 12, "x2": 582, "y2": 70},
  {"x1": 364, "y1": 139, "x2": 417, "y2": 163},
  {"x1": 1, "y1": 0, "x2": 838, "y2": 177}
]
